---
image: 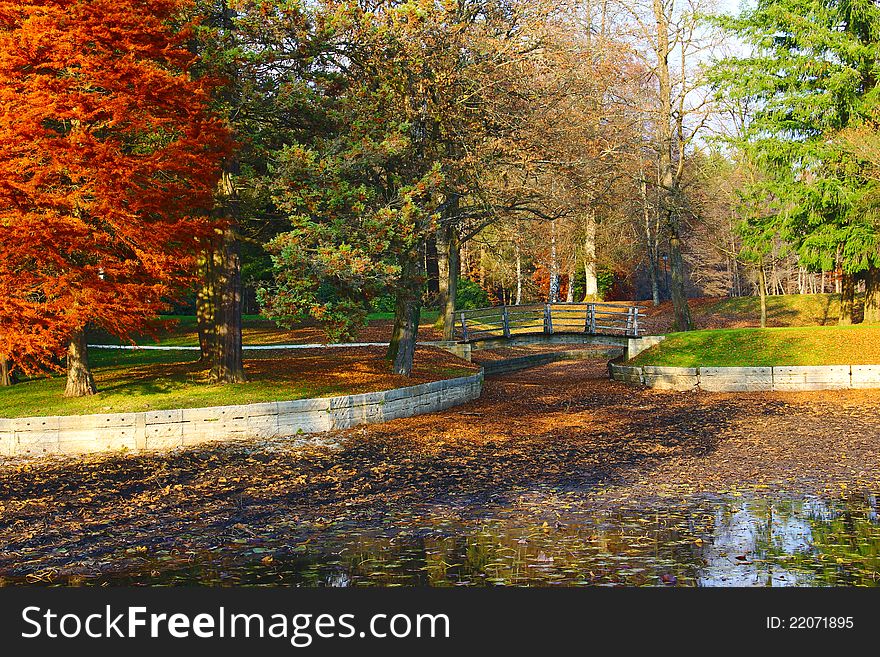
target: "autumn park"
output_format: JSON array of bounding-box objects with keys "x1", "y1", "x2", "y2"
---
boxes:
[{"x1": 1, "y1": 0, "x2": 880, "y2": 594}]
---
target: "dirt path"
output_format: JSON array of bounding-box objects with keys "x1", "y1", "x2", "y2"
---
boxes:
[{"x1": 2, "y1": 360, "x2": 880, "y2": 580}]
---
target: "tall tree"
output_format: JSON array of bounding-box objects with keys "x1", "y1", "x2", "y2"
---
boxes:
[
  {"x1": 193, "y1": 0, "x2": 355, "y2": 374},
  {"x1": 712, "y1": 0, "x2": 880, "y2": 324},
  {"x1": 429, "y1": 0, "x2": 563, "y2": 338},
  {"x1": 261, "y1": 1, "x2": 445, "y2": 375},
  {"x1": 612, "y1": 0, "x2": 721, "y2": 329},
  {"x1": 190, "y1": 0, "x2": 249, "y2": 383},
  {"x1": 0, "y1": 0, "x2": 229, "y2": 395}
]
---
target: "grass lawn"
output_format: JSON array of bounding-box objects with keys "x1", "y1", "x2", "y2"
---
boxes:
[
  {"x1": 630, "y1": 324, "x2": 880, "y2": 368},
  {"x1": 0, "y1": 346, "x2": 476, "y2": 418}
]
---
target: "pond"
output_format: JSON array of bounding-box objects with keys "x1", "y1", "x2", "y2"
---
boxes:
[{"x1": 25, "y1": 491, "x2": 880, "y2": 587}]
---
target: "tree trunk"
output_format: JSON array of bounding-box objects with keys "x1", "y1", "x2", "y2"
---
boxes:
[
  {"x1": 196, "y1": 246, "x2": 219, "y2": 363},
  {"x1": 668, "y1": 229, "x2": 691, "y2": 331},
  {"x1": 757, "y1": 259, "x2": 767, "y2": 329},
  {"x1": 515, "y1": 232, "x2": 522, "y2": 305},
  {"x1": 839, "y1": 273, "x2": 855, "y2": 325},
  {"x1": 0, "y1": 358, "x2": 15, "y2": 386},
  {"x1": 391, "y1": 292, "x2": 420, "y2": 376},
  {"x1": 641, "y1": 176, "x2": 661, "y2": 306},
  {"x1": 212, "y1": 222, "x2": 246, "y2": 383},
  {"x1": 864, "y1": 266, "x2": 880, "y2": 323},
  {"x1": 648, "y1": 250, "x2": 660, "y2": 305},
  {"x1": 436, "y1": 224, "x2": 448, "y2": 325},
  {"x1": 548, "y1": 221, "x2": 560, "y2": 302},
  {"x1": 565, "y1": 265, "x2": 575, "y2": 302},
  {"x1": 583, "y1": 212, "x2": 599, "y2": 300},
  {"x1": 206, "y1": 164, "x2": 246, "y2": 384},
  {"x1": 435, "y1": 222, "x2": 460, "y2": 341},
  {"x1": 387, "y1": 254, "x2": 423, "y2": 376},
  {"x1": 64, "y1": 329, "x2": 97, "y2": 397}
]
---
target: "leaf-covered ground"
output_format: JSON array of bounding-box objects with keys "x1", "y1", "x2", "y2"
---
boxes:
[
  {"x1": 1, "y1": 359, "x2": 879, "y2": 584},
  {"x1": 92, "y1": 313, "x2": 444, "y2": 347}
]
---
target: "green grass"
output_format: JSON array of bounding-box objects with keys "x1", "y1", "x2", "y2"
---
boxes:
[
  {"x1": 0, "y1": 351, "x2": 319, "y2": 418},
  {"x1": 630, "y1": 324, "x2": 880, "y2": 368},
  {"x1": 0, "y1": 348, "x2": 474, "y2": 418},
  {"x1": 0, "y1": 309, "x2": 461, "y2": 419}
]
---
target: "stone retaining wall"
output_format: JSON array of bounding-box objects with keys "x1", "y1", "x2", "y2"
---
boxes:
[
  {"x1": 610, "y1": 363, "x2": 880, "y2": 392},
  {"x1": 0, "y1": 372, "x2": 483, "y2": 458},
  {"x1": 625, "y1": 335, "x2": 666, "y2": 360}
]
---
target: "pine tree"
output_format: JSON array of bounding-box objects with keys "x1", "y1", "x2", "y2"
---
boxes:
[{"x1": 712, "y1": 0, "x2": 880, "y2": 323}]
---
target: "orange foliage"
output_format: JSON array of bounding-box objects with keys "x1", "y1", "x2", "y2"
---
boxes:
[
  {"x1": 531, "y1": 266, "x2": 571, "y2": 302},
  {"x1": 0, "y1": 0, "x2": 230, "y2": 374}
]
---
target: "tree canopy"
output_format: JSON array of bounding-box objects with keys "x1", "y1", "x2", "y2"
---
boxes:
[{"x1": 0, "y1": 0, "x2": 230, "y2": 392}]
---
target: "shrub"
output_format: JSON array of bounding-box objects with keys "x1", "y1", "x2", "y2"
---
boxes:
[{"x1": 456, "y1": 277, "x2": 490, "y2": 309}]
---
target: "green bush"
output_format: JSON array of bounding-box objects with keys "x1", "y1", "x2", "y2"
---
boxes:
[
  {"x1": 456, "y1": 277, "x2": 490, "y2": 309},
  {"x1": 597, "y1": 268, "x2": 614, "y2": 299},
  {"x1": 371, "y1": 277, "x2": 488, "y2": 313},
  {"x1": 370, "y1": 293, "x2": 397, "y2": 313}
]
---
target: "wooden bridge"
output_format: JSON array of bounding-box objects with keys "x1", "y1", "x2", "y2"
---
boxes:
[{"x1": 453, "y1": 302, "x2": 643, "y2": 343}]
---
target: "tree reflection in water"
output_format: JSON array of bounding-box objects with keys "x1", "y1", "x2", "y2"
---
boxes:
[{"x1": 13, "y1": 493, "x2": 880, "y2": 587}]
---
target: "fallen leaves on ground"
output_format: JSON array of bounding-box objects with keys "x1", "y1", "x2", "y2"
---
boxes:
[{"x1": 1, "y1": 360, "x2": 879, "y2": 582}]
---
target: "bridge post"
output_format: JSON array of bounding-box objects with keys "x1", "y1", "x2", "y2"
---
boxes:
[
  {"x1": 586, "y1": 303, "x2": 596, "y2": 334},
  {"x1": 625, "y1": 307, "x2": 636, "y2": 336},
  {"x1": 633, "y1": 307, "x2": 640, "y2": 336},
  {"x1": 543, "y1": 304, "x2": 553, "y2": 335},
  {"x1": 502, "y1": 306, "x2": 511, "y2": 339},
  {"x1": 460, "y1": 312, "x2": 468, "y2": 342}
]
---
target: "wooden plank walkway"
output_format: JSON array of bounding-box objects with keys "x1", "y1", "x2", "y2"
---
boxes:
[{"x1": 454, "y1": 302, "x2": 642, "y2": 342}]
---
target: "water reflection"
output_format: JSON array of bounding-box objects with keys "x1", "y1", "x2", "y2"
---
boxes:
[{"x1": 12, "y1": 492, "x2": 880, "y2": 587}]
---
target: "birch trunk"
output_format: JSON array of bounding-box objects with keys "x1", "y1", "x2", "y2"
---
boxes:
[
  {"x1": 548, "y1": 221, "x2": 560, "y2": 302},
  {"x1": 583, "y1": 212, "x2": 599, "y2": 300},
  {"x1": 515, "y1": 240, "x2": 522, "y2": 305}
]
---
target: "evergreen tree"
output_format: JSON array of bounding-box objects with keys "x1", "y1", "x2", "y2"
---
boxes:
[{"x1": 712, "y1": 0, "x2": 880, "y2": 322}]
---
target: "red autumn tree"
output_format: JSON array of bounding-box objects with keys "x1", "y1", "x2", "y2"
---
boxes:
[{"x1": 0, "y1": 0, "x2": 230, "y2": 396}]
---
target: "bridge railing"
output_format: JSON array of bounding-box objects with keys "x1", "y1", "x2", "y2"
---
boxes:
[{"x1": 453, "y1": 302, "x2": 642, "y2": 342}]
